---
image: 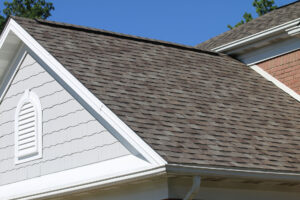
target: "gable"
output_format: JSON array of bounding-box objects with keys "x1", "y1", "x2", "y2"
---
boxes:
[
  {"x1": 0, "y1": 45, "x2": 165, "y2": 199},
  {"x1": 0, "y1": 17, "x2": 165, "y2": 166},
  {"x1": 0, "y1": 50, "x2": 132, "y2": 185},
  {"x1": 1, "y1": 16, "x2": 300, "y2": 199},
  {"x1": 10, "y1": 16, "x2": 300, "y2": 174}
]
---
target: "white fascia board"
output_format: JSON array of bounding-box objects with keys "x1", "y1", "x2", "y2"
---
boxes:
[
  {"x1": 2, "y1": 18, "x2": 167, "y2": 167},
  {"x1": 0, "y1": 155, "x2": 166, "y2": 200},
  {"x1": 238, "y1": 37, "x2": 300, "y2": 66},
  {"x1": 251, "y1": 65, "x2": 300, "y2": 102},
  {"x1": 212, "y1": 18, "x2": 300, "y2": 52},
  {"x1": 286, "y1": 25, "x2": 300, "y2": 36},
  {"x1": 166, "y1": 164, "x2": 300, "y2": 182}
]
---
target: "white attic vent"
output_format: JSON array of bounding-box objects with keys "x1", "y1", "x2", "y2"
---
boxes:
[{"x1": 15, "y1": 89, "x2": 42, "y2": 164}]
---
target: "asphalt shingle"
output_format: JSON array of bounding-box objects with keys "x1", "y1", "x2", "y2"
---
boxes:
[
  {"x1": 196, "y1": 1, "x2": 300, "y2": 50},
  {"x1": 12, "y1": 16, "x2": 300, "y2": 173}
]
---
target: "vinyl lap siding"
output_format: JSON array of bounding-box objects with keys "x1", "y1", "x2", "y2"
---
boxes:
[{"x1": 0, "y1": 53, "x2": 130, "y2": 185}]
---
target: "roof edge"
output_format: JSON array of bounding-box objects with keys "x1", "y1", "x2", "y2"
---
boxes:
[
  {"x1": 11, "y1": 16, "x2": 219, "y2": 56},
  {"x1": 275, "y1": 0, "x2": 300, "y2": 10},
  {"x1": 1, "y1": 155, "x2": 166, "y2": 199},
  {"x1": 166, "y1": 164, "x2": 300, "y2": 182},
  {"x1": 212, "y1": 17, "x2": 300, "y2": 52}
]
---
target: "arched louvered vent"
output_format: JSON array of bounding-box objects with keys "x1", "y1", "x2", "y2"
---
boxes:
[{"x1": 15, "y1": 89, "x2": 42, "y2": 164}]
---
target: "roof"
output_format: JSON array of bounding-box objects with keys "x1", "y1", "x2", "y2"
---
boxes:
[
  {"x1": 196, "y1": 0, "x2": 300, "y2": 50},
  {"x1": 11, "y1": 16, "x2": 300, "y2": 173}
]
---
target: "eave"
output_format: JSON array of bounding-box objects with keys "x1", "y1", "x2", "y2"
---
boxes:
[
  {"x1": 212, "y1": 18, "x2": 300, "y2": 57},
  {"x1": 166, "y1": 164, "x2": 300, "y2": 183}
]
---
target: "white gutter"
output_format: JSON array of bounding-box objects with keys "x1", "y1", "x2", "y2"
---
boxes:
[
  {"x1": 166, "y1": 164, "x2": 300, "y2": 182},
  {"x1": 183, "y1": 176, "x2": 201, "y2": 200},
  {"x1": 212, "y1": 18, "x2": 300, "y2": 52},
  {"x1": 286, "y1": 24, "x2": 300, "y2": 36}
]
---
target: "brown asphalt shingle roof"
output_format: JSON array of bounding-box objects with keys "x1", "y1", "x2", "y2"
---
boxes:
[
  {"x1": 196, "y1": 1, "x2": 300, "y2": 50},
  {"x1": 12, "y1": 16, "x2": 300, "y2": 173}
]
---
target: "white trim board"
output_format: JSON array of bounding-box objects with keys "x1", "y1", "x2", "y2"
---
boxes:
[
  {"x1": 0, "y1": 155, "x2": 166, "y2": 200},
  {"x1": 166, "y1": 164, "x2": 300, "y2": 182},
  {"x1": 0, "y1": 43, "x2": 25, "y2": 104},
  {"x1": 238, "y1": 37, "x2": 300, "y2": 66},
  {"x1": 212, "y1": 18, "x2": 300, "y2": 52},
  {"x1": 250, "y1": 65, "x2": 300, "y2": 102},
  {"x1": 0, "y1": 18, "x2": 166, "y2": 167}
]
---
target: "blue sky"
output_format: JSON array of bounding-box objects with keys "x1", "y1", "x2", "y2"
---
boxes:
[{"x1": 1, "y1": 0, "x2": 297, "y2": 46}]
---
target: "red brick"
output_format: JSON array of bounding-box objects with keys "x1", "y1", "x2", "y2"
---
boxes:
[{"x1": 258, "y1": 50, "x2": 300, "y2": 94}]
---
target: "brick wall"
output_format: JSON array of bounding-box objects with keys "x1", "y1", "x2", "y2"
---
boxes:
[{"x1": 258, "y1": 50, "x2": 300, "y2": 94}]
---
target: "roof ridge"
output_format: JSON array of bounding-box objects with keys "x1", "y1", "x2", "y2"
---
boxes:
[
  {"x1": 275, "y1": 0, "x2": 300, "y2": 10},
  {"x1": 11, "y1": 16, "x2": 219, "y2": 56}
]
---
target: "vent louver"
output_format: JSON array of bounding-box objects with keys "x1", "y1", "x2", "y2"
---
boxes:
[
  {"x1": 17, "y1": 101, "x2": 37, "y2": 158},
  {"x1": 15, "y1": 89, "x2": 42, "y2": 164}
]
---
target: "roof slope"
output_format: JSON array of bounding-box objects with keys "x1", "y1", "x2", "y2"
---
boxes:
[
  {"x1": 196, "y1": 1, "x2": 300, "y2": 50},
  {"x1": 12, "y1": 17, "x2": 300, "y2": 173}
]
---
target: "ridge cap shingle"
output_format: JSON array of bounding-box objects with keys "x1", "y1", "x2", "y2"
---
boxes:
[
  {"x1": 276, "y1": 0, "x2": 300, "y2": 9},
  {"x1": 12, "y1": 16, "x2": 219, "y2": 56}
]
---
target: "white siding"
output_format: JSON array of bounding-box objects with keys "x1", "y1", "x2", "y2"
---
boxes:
[{"x1": 0, "y1": 53, "x2": 130, "y2": 185}]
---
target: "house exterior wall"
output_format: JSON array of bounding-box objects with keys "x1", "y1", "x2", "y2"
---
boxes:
[
  {"x1": 192, "y1": 186, "x2": 300, "y2": 200},
  {"x1": 64, "y1": 177, "x2": 169, "y2": 200},
  {"x1": 38, "y1": 175, "x2": 300, "y2": 200},
  {"x1": 168, "y1": 177, "x2": 300, "y2": 200},
  {"x1": 0, "y1": 52, "x2": 130, "y2": 186},
  {"x1": 257, "y1": 49, "x2": 300, "y2": 94},
  {"x1": 40, "y1": 177, "x2": 169, "y2": 200}
]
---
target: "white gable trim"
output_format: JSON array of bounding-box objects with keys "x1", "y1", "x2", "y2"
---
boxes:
[
  {"x1": 0, "y1": 43, "x2": 26, "y2": 104},
  {"x1": 250, "y1": 65, "x2": 300, "y2": 102},
  {"x1": 0, "y1": 155, "x2": 165, "y2": 200},
  {"x1": 0, "y1": 18, "x2": 167, "y2": 198},
  {"x1": 0, "y1": 18, "x2": 166, "y2": 166}
]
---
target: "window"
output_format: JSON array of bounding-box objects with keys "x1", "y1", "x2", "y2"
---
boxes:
[{"x1": 15, "y1": 89, "x2": 42, "y2": 164}]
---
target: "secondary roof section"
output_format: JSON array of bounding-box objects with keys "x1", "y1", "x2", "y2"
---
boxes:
[{"x1": 196, "y1": 1, "x2": 300, "y2": 50}]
